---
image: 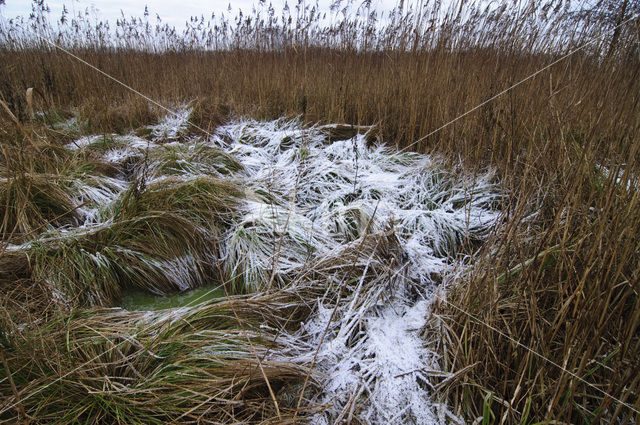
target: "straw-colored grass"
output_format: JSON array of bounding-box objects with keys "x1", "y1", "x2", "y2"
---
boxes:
[
  {"x1": 0, "y1": 173, "x2": 79, "y2": 241},
  {"x1": 0, "y1": 294, "x2": 316, "y2": 424},
  {"x1": 24, "y1": 176, "x2": 243, "y2": 306},
  {"x1": 1, "y1": 0, "x2": 639, "y2": 423}
]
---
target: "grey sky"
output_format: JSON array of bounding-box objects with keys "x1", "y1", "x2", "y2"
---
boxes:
[{"x1": 1, "y1": 0, "x2": 400, "y2": 29}]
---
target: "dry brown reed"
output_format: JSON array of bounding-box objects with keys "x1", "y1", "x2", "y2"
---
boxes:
[{"x1": 1, "y1": 0, "x2": 639, "y2": 423}]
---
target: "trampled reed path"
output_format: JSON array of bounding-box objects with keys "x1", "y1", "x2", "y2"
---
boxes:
[{"x1": 1, "y1": 0, "x2": 640, "y2": 423}]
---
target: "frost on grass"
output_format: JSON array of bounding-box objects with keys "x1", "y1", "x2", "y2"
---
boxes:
[
  {"x1": 208, "y1": 118, "x2": 503, "y2": 424},
  {"x1": 67, "y1": 175, "x2": 129, "y2": 223},
  {"x1": 148, "y1": 106, "x2": 193, "y2": 141},
  {"x1": 223, "y1": 200, "x2": 332, "y2": 293},
  {"x1": 7, "y1": 107, "x2": 229, "y2": 303},
  {"x1": 17, "y1": 108, "x2": 501, "y2": 423},
  {"x1": 212, "y1": 118, "x2": 501, "y2": 280}
]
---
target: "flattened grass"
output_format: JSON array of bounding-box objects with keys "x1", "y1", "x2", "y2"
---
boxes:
[
  {"x1": 146, "y1": 143, "x2": 243, "y2": 179},
  {"x1": 0, "y1": 293, "x2": 315, "y2": 424},
  {"x1": 26, "y1": 176, "x2": 243, "y2": 306}
]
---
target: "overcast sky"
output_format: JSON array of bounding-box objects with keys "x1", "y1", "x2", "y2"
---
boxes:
[{"x1": 1, "y1": 0, "x2": 400, "y2": 29}]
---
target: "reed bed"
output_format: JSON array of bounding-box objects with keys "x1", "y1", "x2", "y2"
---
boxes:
[
  {"x1": 0, "y1": 107, "x2": 503, "y2": 423},
  {"x1": 1, "y1": 0, "x2": 639, "y2": 423}
]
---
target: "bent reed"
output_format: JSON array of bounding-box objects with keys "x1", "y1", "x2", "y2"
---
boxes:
[{"x1": 1, "y1": 0, "x2": 640, "y2": 423}]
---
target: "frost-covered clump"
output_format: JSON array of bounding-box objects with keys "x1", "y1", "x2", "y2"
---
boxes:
[
  {"x1": 208, "y1": 118, "x2": 502, "y2": 425},
  {"x1": 148, "y1": 106, "x2": 193, "y2": 141},
  {"x1": 223, "y1": 200, "x2": 333, "y2": 293},
  {"x1": 67, "y1": 174, "x2": 129, "y2": 224},
  {"x1": 64, "y1": 133, "x2": 158, "y2": 185},
  {"x1": 211, "y1": 118, "x2": 501, "y2": 281}
]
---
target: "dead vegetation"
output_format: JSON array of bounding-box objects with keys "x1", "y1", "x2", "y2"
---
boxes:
[{"x1": 1, "y1": 0, "x2": 639, "y2": 423}]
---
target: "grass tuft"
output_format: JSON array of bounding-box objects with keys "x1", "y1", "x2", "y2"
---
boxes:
[{"x1": 0, "y1": 173, "x2": 79, "y2": 242}]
